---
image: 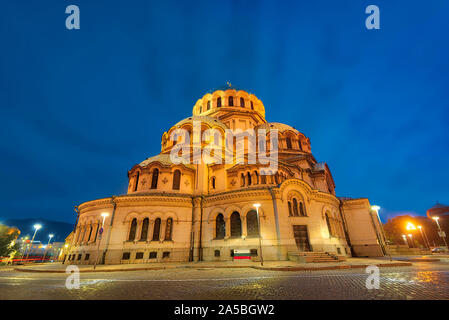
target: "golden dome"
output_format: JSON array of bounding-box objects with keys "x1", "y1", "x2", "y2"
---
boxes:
[{"x1": 192, "y1": 87, "x2": 266, "y2": 119}]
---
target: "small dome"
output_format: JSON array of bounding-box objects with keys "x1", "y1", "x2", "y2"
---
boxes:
[
  {"x1": 192, "y1": 87, "x2": 265, "y2": 119},
  {"x1": 139, "y1": 154, "x2": 194, "y2": 169},
  {"x1": 255, "y1": 122, "x2": 300, "y2": 134}
]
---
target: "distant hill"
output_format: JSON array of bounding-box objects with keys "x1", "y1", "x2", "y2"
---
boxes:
[{"x1": 1, "y1": 218, "x2": 74, "y2": 242}]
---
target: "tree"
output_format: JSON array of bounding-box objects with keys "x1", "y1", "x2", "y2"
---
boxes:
[{"x1": 0, "y1": 224, "x2": 21, "y2": 257}]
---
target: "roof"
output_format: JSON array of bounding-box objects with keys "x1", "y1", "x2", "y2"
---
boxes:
[
  {"x1": 138, "y1": 154, "x2": 194, "y2": 169},
  {"x1": 173, "y1": 115, "x2": 229, "y2": 131},
  {"x1": 255, "y1": 122, "x2": 300, "y2": 134},
  {"x1": 427, "y1": 203, "x2": 449, "y2": 217}
]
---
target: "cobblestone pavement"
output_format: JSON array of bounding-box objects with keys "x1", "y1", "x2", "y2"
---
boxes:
[{"x1": 0, "y1": 262, "x2": 448, "y2": 300}]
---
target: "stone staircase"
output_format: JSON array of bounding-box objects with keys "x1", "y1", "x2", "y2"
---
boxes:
[{"x1": 288, "y1": 251, "x2": 346, "y2": 263}]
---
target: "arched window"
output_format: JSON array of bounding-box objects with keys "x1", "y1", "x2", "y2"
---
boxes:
[
  {"x1": 229, "y1": 96, "x2": 234, "y2": 106},
  {"x1": 254, "y1": 171, "x2": 259, "y2": 184},
  {"x1": 240, "y1": 173, "x2": 245, "y2": 186},
  {"x1": 152, "y1": 218, "x2": 161, "y2": 241},
  {"x1": 134, "y1": 172, "x2": 140, "y2": 191},
  {"x1": 250, "y1": 101, "x2": 254, "y2": 110},
  {"x1": 140, "y1": 218, "x2": 149, "y2": 241},
  {"x1": 211, "y1": 176, "x2": 216, "y2": 189},
  {"x1": 230, "y1": 212, "x2": 242, "y2": 237},
  {"x1": 151, "y1": 168, "x2": 159, "y2": 189},
  {"x1": 172, "y1": 170, "x2": 181, "y2": 190},
  {"x1": 325, "y1": 213, "x2": 333, "y2": 237},
  {"x1": 217, "y1": 97, "x2": 222, "y2": 108},
  {"x1": 87, "y1": 225, "x2": 93, "y2": 242},
  {"x1": 207, "y1": 100, "x2": 211, "y2": 110},
  {"x1": 93, "y1": 223, "x2": 99, "y2": 242},
  {"x1": 298, "y1": 139, "x2": 302, "y2": 151},
  {"x1": 128, "y1": 218, "x2": 137, "y2": 241},
  {"x1": 247, "y1": 172, "x2": 252, "y2": 186},
  {"x1": 292, "y1": 198, "x2": 299, "y2": 216},
  {"x1": 288, "y1": 201, "x2": 293, "y2": 216},
  {"x1": 246, "y1": 210, "x2": 259, "y2": 236},
  {"x1": 215, "y1": 214, "x2": 225, "y2": 239},
  {"x1": 240, "y1": 97, "x2": 245, "y2": 107},
  {"x1": 299, "y1": 202, "x2": 306, "y2": 216},
  {"x1": 164, "y1": 218, "x2": 173, "y2": 240},
  {"x1": 286, "y1": 137, "x2": 292, "y2": 149}
]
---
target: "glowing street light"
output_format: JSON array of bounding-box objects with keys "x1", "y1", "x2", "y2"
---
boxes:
[
  {"x1": 41, "y1": 234, "x2": 54, "y2": 263},
  {"x1": 406, "y1": 222, "x2": 417, "y2": 231},
  {"x1": 417, "y1": 225, "x2": 430, "y2": 249},
  {"x1": 432, "y1": 216, "x2": 448, "y2": 248},
  {"x1": 402, "y1": 234, "x2": 408, "y2": 246},
  {"x1": 253, "y1": 203, "x2": 264, "y2": 267},
  {"x1": 94, "y1": 212, "x2": 110, "y2": 270},
  {"x1": 25, "y1": 224, "x2": 42, "y2": 263}
]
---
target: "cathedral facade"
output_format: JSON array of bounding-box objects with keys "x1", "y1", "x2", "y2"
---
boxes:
[{"x1": 66, "y1": 87, "x2": 386, "y2": 265}]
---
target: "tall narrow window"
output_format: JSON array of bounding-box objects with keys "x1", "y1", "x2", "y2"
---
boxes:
[
  {"x1": 250, "y1": 101, "x2": 254, "y2": 110},
  {"x1": 288, "y1": 201, "x2": 293, "y2": 216},
  {"x1": 261, "y1": 175, "x2": 266, "y2": 184},
  {"x1": 298, "y1": 140, "x2": 302, "y2": 151},
  {"x1": 87, "y1": 225, "x2": 93, "y2": 242},
  {"x1": 140, "y1": 218, "x2": 149, "y2": 241},
  {"x1": 240, "y1": 173, "x2": 245, "y2": 186},
  {"x1": 247, "y1": 172, "x2": 252, "y2": 186},
  {"x1": 134, "y1": 172, "x2": 140, "y2": 191},
  {"x1": 215, "y1": 214, "x2": 225, "y2": 239},
  {"x1": 299, "y1": 202, "x2": 306, "y2": 216},
  {"x1": 93, "y1": 223, "x2": 99, "y2": 242},
  {"x1": 217, "y1": 97, "x2": 222, "y2": 108},
  {"x1": 230, "y1": 212, "x2": 242, "y2": 237},
  {"x1": 254, "y1": 171, "x2": 259, "y2": 184},
  {"x1": 286, "y1": 137, "x2": 292, "y2": 149},
  {"x1": 246, "y1": 210, "x2": 259, "y2": 236},
  {"x1": 172, "y1": 170, "x2": 181, "y2": 190},
  {"x1": 165, "y1": 218, "x2": 173, "y2": 240},
  {"x1": 152, "y1": 218, "x2": 161, "y2": 241},
  {"x1": 207, "y1": 100, "x2": 211, "y2": 110},
  {"x1": 151, "y1": 168, "x2": 159, "y2": 189},
  {"x1": 211, "y1": 176, "x2": 216, "y2": 189},
  {"x1": 128, "y1": 218, "x2": 137, "y2": 241},
  {"x1": 293, "y1": 198, "x2": 299, "y2": 216},
  {"x1": 240, "y1": 97, "x2": 245, "y2": 107},
  {"x1": 229, "y1": 96, "x2": 234, "y2": 106}
]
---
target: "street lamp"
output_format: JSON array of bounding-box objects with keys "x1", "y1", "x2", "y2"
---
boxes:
[
  {"x1": 417, "y1": 226, "x2": 430, "y2": 249},
  {"x1": 408, "y1": 234, "x2": 414, "y2": 248},
  {"x1": 432, "y1": 216, "x2": 448, "y2": 248},
  {"x1": 41, "y1": 234, "x2": 54, "y2": 263},
  {"x1": 402, "y1": 234, "x2": 408, "y2": 246},
  {"x1": 253, "y1": 203, "x2": 264, "y2": 267},
  {"x1": 25, "y1": 224, "x2": 42, "y2": 263},
  {"x1": 93, "y1": 212, "x2": 109, "y2": 269}
]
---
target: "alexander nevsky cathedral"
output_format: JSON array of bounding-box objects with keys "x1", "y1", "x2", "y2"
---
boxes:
[{"x1": 66, "y1": 86, "x2": 387, "y2": 265}]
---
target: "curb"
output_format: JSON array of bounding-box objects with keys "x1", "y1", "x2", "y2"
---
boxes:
[{"x1": 13, "y1": 262, "x2": 412, "y2": 273}]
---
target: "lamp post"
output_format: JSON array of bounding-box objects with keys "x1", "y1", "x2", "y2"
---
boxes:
[
  {"x1": 25, "y1": 224, "x2": 42, "y2": 263},
  {"x1": 417, "y1": 226, "x2": 430, "y2": 249},
  {"x1": 408, "y1": 234, "x2": 414, "y2": 248},
  {"x1": 41, "y1": 234, "x2": 54, "y2": 263},
  {"x1": 93, "y1": 212, "x2": 109, "y2": 270},
  {"x1": 402, "y1": 234, "x2": 408, "y2": 246},
  {"x1": 432, "y1": 216, "x2": 448, "y2": 248},
  {"x1": 370, "y1": 205, "x2": 390, "y2": 259},
  {"x1": 253, "y1": 203, "x2": 264, "y2": 267}
]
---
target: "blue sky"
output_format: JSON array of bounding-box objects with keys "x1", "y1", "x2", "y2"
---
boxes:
[{"x1": 0, "y1": 1, "x2": 448, "y2": 224}]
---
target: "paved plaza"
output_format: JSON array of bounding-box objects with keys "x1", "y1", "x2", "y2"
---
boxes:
[{"x1": 0, "y1": 260, "x2": 448, "y2": 300}]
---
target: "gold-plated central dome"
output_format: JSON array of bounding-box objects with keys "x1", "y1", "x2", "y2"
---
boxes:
[{"x1": 192, "y1": 88, "x2": 266, "y2": 120}]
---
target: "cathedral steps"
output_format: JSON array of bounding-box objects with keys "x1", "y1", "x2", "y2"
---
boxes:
[{"x1": 288, "y1": 251, "x2": 344, "y2": 263}]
